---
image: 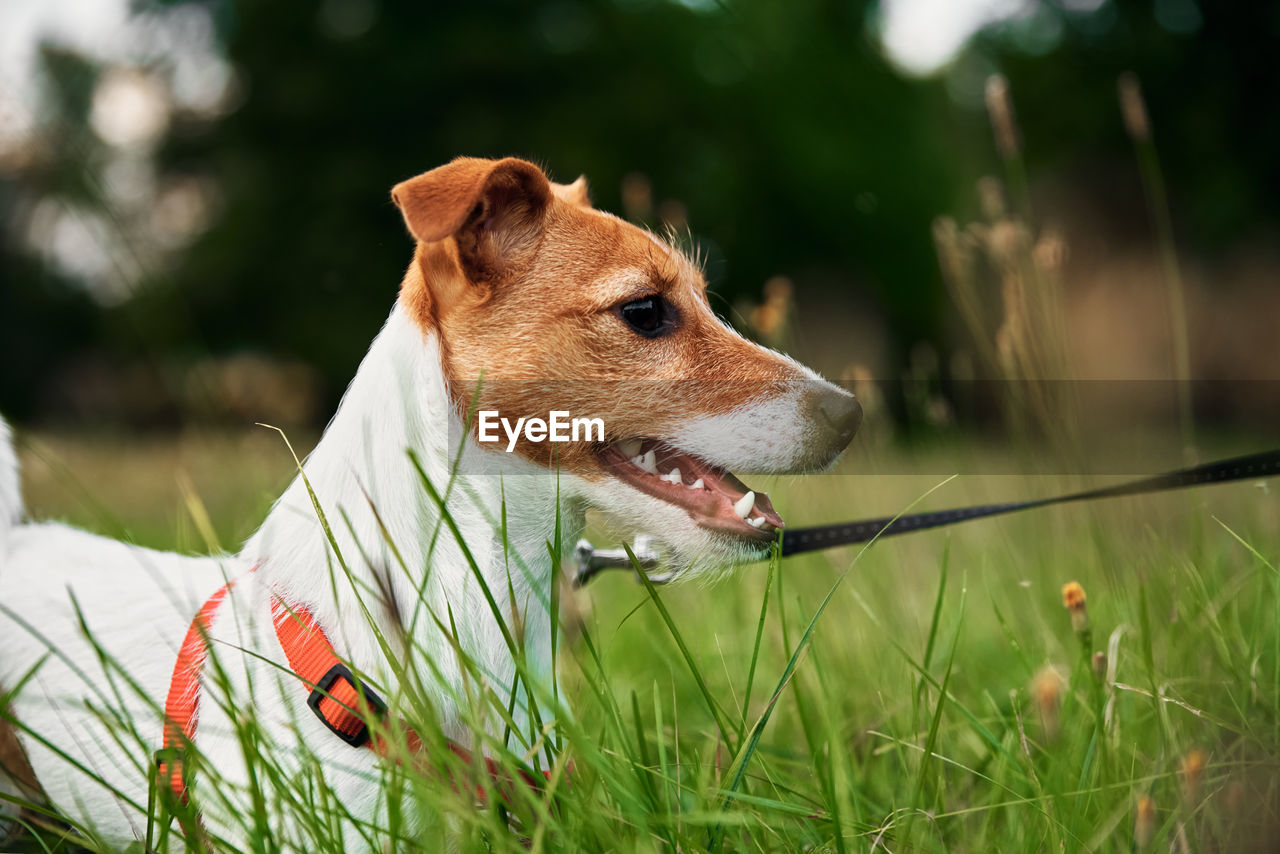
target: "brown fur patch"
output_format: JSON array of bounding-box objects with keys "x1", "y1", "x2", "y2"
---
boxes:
[
  {"x1": 391, "y1": 157, "x2": 808, "y2": 478},
  {"x1": 0, "y1": 704, "x2": 41, "y2": 799}
]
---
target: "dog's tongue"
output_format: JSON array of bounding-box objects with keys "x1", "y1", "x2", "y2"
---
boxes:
[
  {"x1": 604, "y1": 439, "x2": 785, "y2": 533},
  {"x1": 654, "y1": 447, "x2": 784, "y2": 527}
]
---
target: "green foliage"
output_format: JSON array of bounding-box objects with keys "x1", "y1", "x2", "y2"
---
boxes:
[{"x1": 6, "y1": 439, "x2": 1280, "y2": 851}]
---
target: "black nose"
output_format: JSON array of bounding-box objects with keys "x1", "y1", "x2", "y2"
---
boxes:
[{"x1": 818, "y1": 387, "x2": 862, "y2": 451}]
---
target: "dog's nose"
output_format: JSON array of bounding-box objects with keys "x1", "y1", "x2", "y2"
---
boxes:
[{"x1": 818, "y1": 386, "x2": 862, "y2": 451}]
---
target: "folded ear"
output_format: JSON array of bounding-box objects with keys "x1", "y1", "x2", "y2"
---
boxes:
[{"x1": 391, "y1": 157, "x2": 553, "y2": 274}]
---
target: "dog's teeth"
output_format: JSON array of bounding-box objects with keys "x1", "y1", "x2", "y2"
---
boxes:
[
  {"x1": 749, "y1": 517, "x2": 767, "y2": 528},
  {"x1": 660, "y1": 467, "x2": 682, "y2": 485},
  {"x1": 733, "y1": 491, "x2": 755, "y2": 520},
  {"x1": 639, "y1": 450, "x2": 658, "y2": 475},
  {"x1": 618, "y1": 438, "x2": 642, "y2": 457},
  {"x1": 689, "y1": 478, "x2": 705, "y2": 490}
]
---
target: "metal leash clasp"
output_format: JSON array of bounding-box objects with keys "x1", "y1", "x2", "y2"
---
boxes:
[{"x1": 570, "y1": 535, "x2": 673, "y2": 587}]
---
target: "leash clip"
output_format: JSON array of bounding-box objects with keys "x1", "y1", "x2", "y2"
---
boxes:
[{"x1": 571, "y1": 535, "x2": 671, "y2": 587}]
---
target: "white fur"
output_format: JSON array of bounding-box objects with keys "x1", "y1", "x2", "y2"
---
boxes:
[
  {"x1": 0, "y1": 416, "x2": 18, "y2": 553},
  {"x1": 658, "y1": 310, "x2": 845, "y2": 476},
  {"x1": 0, "y1": 306, "x2": 574, "y2": 848},
  {"x1": 0, "y1": 299, "x2": 851, "y2": 849},
  {"x1": 0, "y1": 415, "x2": 24, "y2": 832}
]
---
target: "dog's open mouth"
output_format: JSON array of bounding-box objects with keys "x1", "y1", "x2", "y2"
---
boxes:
[{"x1": 597, "y1": 438, "x2": 784, "y2": 541}]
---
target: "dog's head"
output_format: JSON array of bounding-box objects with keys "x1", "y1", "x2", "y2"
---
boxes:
[{"x1": 392, "y1": 156, "x2": 860, "y2": 577}]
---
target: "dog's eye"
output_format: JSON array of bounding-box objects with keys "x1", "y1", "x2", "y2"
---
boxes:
[{"x1": 619, "y1": 296, "x2": 666, "y2": 337}]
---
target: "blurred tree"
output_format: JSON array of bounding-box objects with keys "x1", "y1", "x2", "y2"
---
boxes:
[
  {"x1": 2, "y1": 0, "x2": 1276, "y2": 424},
  {"x1": 971, "y1": 0, "x2": 1280, "y2": 249},
  {"x1": 136, "y1": 0, "x2": 962, "y2": 416},
  {"x1": 0, "y1": 47, "x2": 109, "y2": 421}
]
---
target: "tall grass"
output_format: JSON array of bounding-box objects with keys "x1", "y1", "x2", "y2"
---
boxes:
[
  {"x1": 4, "y1": 72, "x2": 1275, "y2": 851},
  {"x1": 5, "y1": 431, "x2": 1279, "y2": 851},
  {"x1": 1117, "y1": 72, "x2": 1196, "y2": 463},
  {"x1": 936, "y1": 74, "x2": 1076, "y2": 456}
]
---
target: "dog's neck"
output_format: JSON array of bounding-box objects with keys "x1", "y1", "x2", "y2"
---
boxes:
[{"x1": 243, "y1": 301, "x2": 581, "y2": 734}]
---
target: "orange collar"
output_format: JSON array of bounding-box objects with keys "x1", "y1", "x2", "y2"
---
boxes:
[{"x1": 159, "y1": 578, "x2": 549, "y2": 814}]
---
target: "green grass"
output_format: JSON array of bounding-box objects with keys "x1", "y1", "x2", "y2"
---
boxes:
[{"x1": 6, "y1": 430, "x2": 1280, "y2": 852}]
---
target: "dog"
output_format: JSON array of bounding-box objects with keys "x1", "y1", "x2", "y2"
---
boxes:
[{"x1": 0, "y1": 156, "x2": 860, "y2": 848}]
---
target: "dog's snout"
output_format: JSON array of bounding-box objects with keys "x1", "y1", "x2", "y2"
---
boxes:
[{"x1": 816, "y1": 385, "x2": 862, "y2": 452}]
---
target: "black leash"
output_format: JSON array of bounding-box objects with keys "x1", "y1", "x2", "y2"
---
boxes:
[
  {"x1": 571, "y1": 448, "x2": 1279, "y2": 585},
  {"x1": 780, "y1": 448, "x2": 1280, "y2": 556}
]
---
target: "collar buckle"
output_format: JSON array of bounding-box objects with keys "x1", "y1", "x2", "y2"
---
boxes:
[{"x1": 307, "y1": 663, "x2": 387, "y2": 748}]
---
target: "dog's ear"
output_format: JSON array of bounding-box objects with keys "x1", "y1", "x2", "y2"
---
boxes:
[
  {"x1": 551, "y1": 175, "x2": 591, "y2": 208},
  {"x1": 391, "y1": 157, "x2": 553, "y2": 273}
]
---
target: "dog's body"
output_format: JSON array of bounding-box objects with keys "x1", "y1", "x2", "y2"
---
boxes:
[{"x1": 0, "y1": 157, "x2": 859, "y2": 848}]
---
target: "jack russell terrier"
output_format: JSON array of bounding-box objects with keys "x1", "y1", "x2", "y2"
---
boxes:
[{"x1": 0, "y1": 156, "x2": 860, "y2": 848}]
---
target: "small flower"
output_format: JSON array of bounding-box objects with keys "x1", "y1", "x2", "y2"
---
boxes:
[
  {"x1": 1134, "y1": 795, "x2": 1156, "y2": 847},
  {"x1": 1062, "y1": 581, "x2": 1091, "y2": 638},
  {"x1": 1092, "y1": 651, "x2": 1107, "y2": 681},
  {"x1": 1179, "y1": 749, "x2": 1207, "y2": 804}
]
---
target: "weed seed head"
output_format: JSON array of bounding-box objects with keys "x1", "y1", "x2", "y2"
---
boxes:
[
  {"x1": 1033, "y1": 230, "x2": 1067, "y2": 272},
  {"x1": 1135, "y1": 795, "x2": 1156, "y2": 847},
  {"x1": 749, "y1": 275, "x2": 793, "y2": 342},
  {"x1": 977, "y1": 176, "x2": 1005, "y2": 219},
  {"x1": 1118, "y1": 72, "x2": 1151, "y2": 143},
  {"x1": 1179, "y1": 749, "x2": 1207, "y2": 804},
  {"x1": 1032, "y1": 665, "x2": 1064, "y2": 741},
  {"x1": 984, "y1": 74, "x2": 1020, "y2": 159},
  {"x1": 1222, "y1": 779, "x2": 1245, "y2": 818}
]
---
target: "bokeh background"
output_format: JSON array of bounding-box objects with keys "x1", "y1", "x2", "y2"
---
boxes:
[
  {"x1": 5, "y1": 6, "x2": 1280, "y2": 849},
  {"x1": 1, "y1": 0, "x2": 1277, "y2": 444}
]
